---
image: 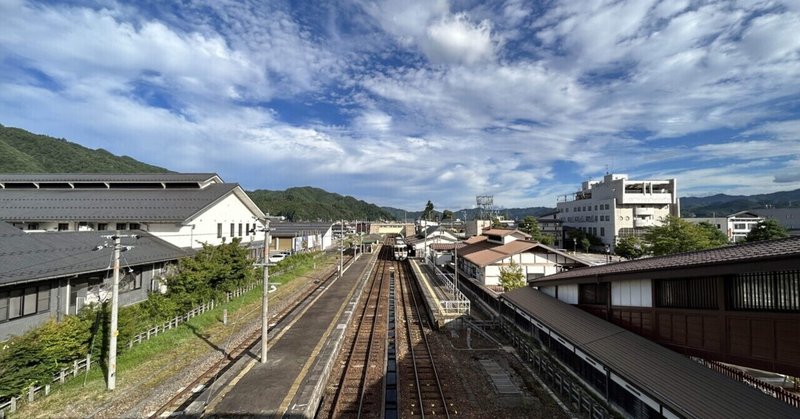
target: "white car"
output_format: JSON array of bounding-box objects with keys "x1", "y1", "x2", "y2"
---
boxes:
[{"x1": 268, "y1": 254, "x2": 286, "y2": 264}]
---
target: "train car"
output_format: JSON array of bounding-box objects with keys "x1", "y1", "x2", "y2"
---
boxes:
[{"x1": 392, "y1": 236, "x2": 408, "y2": 260}]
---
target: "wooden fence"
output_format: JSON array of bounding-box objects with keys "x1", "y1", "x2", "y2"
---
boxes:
[{"x1": 0, "y1": 281, "x2": 259, "y2": 418}]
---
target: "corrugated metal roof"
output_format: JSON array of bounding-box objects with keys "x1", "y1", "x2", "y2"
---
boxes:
[
  {"x1": 0, "y1": 183, "x2": 239, "y2": 222},
  {"x1": 269, "y1": 222, "x2": 332, "y2": 237},
  {"x1": 502, "y1": 288, "x2": 800, "y2": 418},
  {"x1": 534, "y1": 236, "x2": 800, "y2": 284},
  {"x1": 0, "y1": 222, "x2": 191, "y2": 286},
  {"x1": 0, "y1": 173, "x2": 219, "y2": 183}
]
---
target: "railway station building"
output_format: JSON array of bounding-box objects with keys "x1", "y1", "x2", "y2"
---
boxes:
[{"x1": 0, "y1": 173, "x2": 266, "y2": 250}]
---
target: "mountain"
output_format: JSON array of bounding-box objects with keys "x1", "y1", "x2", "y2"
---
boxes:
[
  {"x1": 0, "y1": 124, "x2": 169, "y2": 173},
  {"x1": 681, "y1": 190, "x2": 800, "y2": 217},
  {"x1": 247, "y1": 187, "x2": 396, "y2": 222}
]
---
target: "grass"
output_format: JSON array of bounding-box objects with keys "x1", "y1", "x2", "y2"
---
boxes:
[{"x1": 14, "y1": 252, "x2": 338, "y2": 418}]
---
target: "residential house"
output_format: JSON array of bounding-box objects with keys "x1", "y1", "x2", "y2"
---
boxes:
[{"x1": 684, "y1": 211, "x2": 764, "y2": 242}]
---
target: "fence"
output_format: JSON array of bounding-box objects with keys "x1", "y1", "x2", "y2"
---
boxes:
[
  {"x1": 0, "y1": 281, "x2": 259, "y2": 418},
  {"x1": 500, "y1": 321, "x2": 610, "y2": 419}
]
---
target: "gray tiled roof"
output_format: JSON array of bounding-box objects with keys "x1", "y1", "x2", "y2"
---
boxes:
[
  {"x1": 535, "y1": 236, "x2": 800, "y2": 283},
  {"x1": 0, "y1": 173, "x2": 219, "y2": 183},
  {"x1": 503, "y1": 288, "x2": 800, "y2": 418},
  {"x1": 0, "y1": 223, "x2": 191, "y2": 286},
  {"x1": 269, "y1": 223, "x2": 333, "y2": 237},
  {"x1": 0, "y1": 183, "x2": 239, "y2": 222}
]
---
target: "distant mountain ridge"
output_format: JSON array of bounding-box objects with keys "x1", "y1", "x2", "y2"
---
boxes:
[
  {"x1": 0, "y1": 124, "x2": 169, "y2": 173},
  {"x1": 680, "y1": 190, "x2": 800, "y2": 217},
  {"x1": 381, "y1": 206, "x2": 555, "y2": 221},
  {"x1": 247, "y1": 187, "x2": 396, "y2": 222}
]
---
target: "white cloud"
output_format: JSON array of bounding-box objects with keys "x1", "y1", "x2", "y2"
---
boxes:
[{"x1": 422, "y1": 13, "x2": 496, "y2": 65}]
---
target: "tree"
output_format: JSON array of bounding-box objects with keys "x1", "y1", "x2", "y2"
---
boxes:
[
  {"x1": 421, "y1": 200, "x2": 435, "y2": 221},
  {"x1": 745, "y1": 219, "x2": 789, "y2": 242},
  {"x1": 615, "y1": 236, "x2": 645, "y2": 260},
  {"x1": 644, "y1": 216, "x2": 726, "y2": 256},
  {"x1": 499, "y1": 259, "x2": 526, "y2": 292},
  {"x1": 442, "y1": 209, "x2": 453, "y2": 220},
  {"x1": 697, "y1": 222, "x2": 729, "y2": 247},
  {"x1": 519, "y1": 216, "x2": 541, "y2": 237}
]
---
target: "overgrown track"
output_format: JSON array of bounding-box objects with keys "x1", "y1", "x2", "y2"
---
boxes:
[
  {"x1": 149, "y1": 255, "x2": 354, "y2": 418},
  {"x1": 327, "y1": 245, "x2": 391, "y2": 418},
  {"x1": 398, "y1": 259, "x2": 450, "y2": 418}
]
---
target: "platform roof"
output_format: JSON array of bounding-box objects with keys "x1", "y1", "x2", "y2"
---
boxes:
[{"x1": 502, "y1": 288, "x2": 799, "y2": 418}]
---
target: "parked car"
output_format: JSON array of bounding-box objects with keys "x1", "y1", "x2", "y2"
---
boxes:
[{"x1": 268, "y1": 254, "x2": 286, "y2": 264}]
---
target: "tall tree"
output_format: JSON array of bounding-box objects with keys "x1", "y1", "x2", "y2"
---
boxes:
[
  {"x1": 745, "y1": 219, "x2": 789, "y2": 242},
  {"x1": 499, "y1": 260, "x2": 526, "y2": 292},
  {"x1": 421, "y1": 200, "x2": 435, "y2": 221},
  {"x1": 697, "y1": 221, "x2": 730, "y2": 247},
  {"x1": 644, "y1": 216, "x2": 726, "y2": 256},
  {"x1": 442, "y1": 209, "x2": 454, "y2": 220},
  {"x1": 519, "y1": 216, "x2": 555, "y2": 245}
]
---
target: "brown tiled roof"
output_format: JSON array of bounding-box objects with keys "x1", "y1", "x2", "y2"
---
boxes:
[
  {"x1": 464, "y1": 235, "x2": 488, "y2": 244},
  {"x1": 430, "y1": 242, "x2": 466, "y2": 251},
  {"x1": 502, "y1": 288, "x2": 799, "y2": 418},
  {"x1": 534, "y1": 236, "x2": 800, "y2": 284}
]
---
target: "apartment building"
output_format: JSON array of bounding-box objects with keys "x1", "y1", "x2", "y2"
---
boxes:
[
  {"x1": 556, "y1": 174, "x2": 679, "y2": 247},
  {"x1": 684, "y1": 211, "x2": 764, "y2": 243}
]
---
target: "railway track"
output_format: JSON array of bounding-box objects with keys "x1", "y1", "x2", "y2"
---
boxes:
[
  {"x1": 325, "y1": 245, "x2": 391, "y2": 418},
  {"x1": 149, "y1": 254, "x2": 354, "y2": 418},
  {"x1": 397, "y1": 259, "x2": 450, "y2": 418}
]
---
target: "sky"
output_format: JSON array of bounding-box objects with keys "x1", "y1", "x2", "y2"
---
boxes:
[{"x1": 1, "y1": 0, "x2": 800, "y2": 211}]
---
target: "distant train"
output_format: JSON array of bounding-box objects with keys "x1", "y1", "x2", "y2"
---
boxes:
[{"x1": 392, "y1": 236, "x2": 408, "y2": 261}]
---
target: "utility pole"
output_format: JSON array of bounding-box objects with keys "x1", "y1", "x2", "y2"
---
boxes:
[
  {"x1": 261, "y1": 219, "x2": 271, "y2": 364},
  {"x1": 96, "y1": 233, "x2": 139, "y2": 391},
  {"x1": 339, "y1": 219, "x2": 344, "y2": 278}
]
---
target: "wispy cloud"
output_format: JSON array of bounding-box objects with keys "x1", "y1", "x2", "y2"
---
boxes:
[{"x1": 1, "y1": 0, "x2": 799, "y2": 210}]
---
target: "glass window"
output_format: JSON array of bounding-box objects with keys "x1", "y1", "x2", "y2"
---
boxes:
[
  {"x1": 8, "y1": 289, "x2": 22, "y2": 319},
  {"x1": 246, "y1": 223, "x2": 250, "y2": 235},
  {"x1": 230, "y1": 223, "x2": 235, "y2": 237},
  {"x1": 129, "y1": 223, "x2": 140, "y2": 230},
  {"x1": 600, "y1": 227, "x2": 605, "y2": 237},
  {"x1": 116, "y1": 223, "x2": 127, "y2": 230},
  {"x1": 27, "y1": 223, "x2": 39, "y2": 230},
  {"x1": 0, "y1": 291, "x2": 7, "y2": 321},
  {"x1": 217, "y1": 223, "x2": 223, "y2": 238},
  {"x1": 58, "y1": 223, "x2": 69, "y2": 231},
  {"x1": 98, "y1": 223, "x2": 108, "y2": 231},
  {"x1": 238, "y1": 223, "x2": 243, "y2": 237},
  {"x1": 23, "y1": 286, "x2": 37, "y2": 315},
  {"x1": 37, "y1": 285, "x2": 50, "y2": 313}
]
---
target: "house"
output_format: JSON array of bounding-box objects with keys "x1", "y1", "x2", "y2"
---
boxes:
[
  {"x1": 408, "y1": 224, "x2": 459, "y2": 260},
  {"x1": 556, "y1": 174, "x2": 679, "y2": 248},
  {"x1": 684, "y1": 210, "x2": 764, "y2": 242},
  {"x1": 0, "y1": 222, "x2": 191, "y2": 341},
  {"x1": 269, "y1": 222, "x2": 335, "y2": 253},
  {"x1": 0, "y1": 173, "x2": 266, "y2": 249},
  {"x1": 454, "y1": 228, "x2": 589, "y2": 290}
]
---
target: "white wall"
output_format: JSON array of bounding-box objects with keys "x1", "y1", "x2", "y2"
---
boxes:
[
  {"x1": 180, "y1": 193, "x2": 263, "y2": 248},
  {"x1": 558, "y1": 284, "x2": 579, "y2": 304},
  {"x1": 611, "y1": 279, "x2": 652, "y2": 307}
]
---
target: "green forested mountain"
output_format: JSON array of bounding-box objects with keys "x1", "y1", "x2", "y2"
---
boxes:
[
  {"x1": 381, "y1": 206, "x2": 555, "y2": 222},
  {"x1": 0, "y1": 124, "x2": 168, "y2": 173},
  {"x1": 248, "y1": 187, "x2": 396, "y2": 222},
  {"x1": 681, "y1": 190, "x2": 800, "y2": 217}
]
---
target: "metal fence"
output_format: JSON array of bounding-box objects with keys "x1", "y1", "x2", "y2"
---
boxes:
[{"x1": 693, "y1": 357, "x2": 800, "y2": 409}]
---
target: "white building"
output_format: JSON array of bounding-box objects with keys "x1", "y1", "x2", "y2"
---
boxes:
[
  {"x1": 556, "y1": 174, "x2": 679, "y2": 247},
  {"x1": 0, "y1": 173, "x2": 266, "y2": 249},
  {"x1": 684, "y1": 211, "x2": 764, "y2": 243},
  {"x1": 455, "y1": 228, "x2": 589, "y2": 290}
]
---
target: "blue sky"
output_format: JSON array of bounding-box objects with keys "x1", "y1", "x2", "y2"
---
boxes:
[{"x1": 1, "y1": 0, "x2": 799, "y2": 211}]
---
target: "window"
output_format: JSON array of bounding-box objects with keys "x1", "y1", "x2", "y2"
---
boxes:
[
  {"x1": 727, "y1": 271, "x2": 800, "y2": 311},
  {"x1": 116, "y1": 223, "x2": 127, "y2": 230},
  {"x1": 120, "y1": 270, "x2": 143, "y2": 293},
  {"x1": 580, "y1": 283, "x2": 609, "y2": 305},
  {"x1": 98, "y1": 223, "x2": 108, "y2": 231},
  {"x1": 129, "y1": 223, "x2": 141, "y2": 230},
  {"x1": 238, "y1": 223, "x2": 243, "y2": 237},
  {"x1": 656, "y1": 277, "x2": 718, "y2": 309},
  {"x1": 246, "y1": 223, "x2": 250, "y2": 235},
  {"x1": 600, "y1": 227, "x2": 605, "y2": 237},
  {"x1": 230, "y1": 223, "x2": 235, "y2": 237},
  {"x1": 594, "y1": 205, "x2": 598, "y2": 210},
  {"x1": 58, "y1": 223, "x2": 69, "y2": 231},
  {"x1": 27, "y1": 223, "x2": 39, "y2": 230},
  {"x1": 217, "y1": 223, "x2": 223, "y2": 238},
  {"x1": 0, "y1": 284, "x2": 50, "y2": 322},
  {"x1": 734, "y1": 223, "x2": 747, "y2": 230}
]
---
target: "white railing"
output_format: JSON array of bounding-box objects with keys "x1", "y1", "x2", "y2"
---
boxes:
[
  {"x1": 427, "y1": 260, "x2": 470, "y2": 315},
  {"x1": 0, "y1": 354, "x2": 91, "y2": 418}
]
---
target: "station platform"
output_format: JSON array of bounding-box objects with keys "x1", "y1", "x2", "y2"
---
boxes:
[
  {"x1": 407, "y1": 258, "x2": 469, "y2": 328},
  {"x1": 188, "y1": 251, "x2": 378, "y2": 418}
]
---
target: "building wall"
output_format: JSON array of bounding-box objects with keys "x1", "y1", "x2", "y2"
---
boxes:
[
  {"x1": 557, "y1": 174, "x2": 678, "y2": 247},
  {"x1": 173, "y1": 193, "x2": 262, "y2": 248}
]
